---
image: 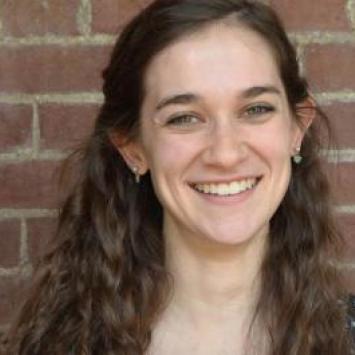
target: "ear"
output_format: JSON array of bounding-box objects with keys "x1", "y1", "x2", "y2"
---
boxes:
[
  {"x1": 110, "y1": 132, "x2": 149, "y2": 175},
  {"x1": 291, "y1": 96, "x2": 316, "y2": 150}
]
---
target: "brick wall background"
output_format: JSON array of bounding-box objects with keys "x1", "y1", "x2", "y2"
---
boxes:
[{"x1": 0, "y1": 0, "x2": 354, "y2": 335}]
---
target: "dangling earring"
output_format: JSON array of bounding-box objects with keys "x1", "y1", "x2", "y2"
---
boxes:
[
  {"x1": 132, "y1": 166, "x2": 141, "y2": 183},
  {"x1": 292, "y1": 147, "x2": 303, "y2": 164}
]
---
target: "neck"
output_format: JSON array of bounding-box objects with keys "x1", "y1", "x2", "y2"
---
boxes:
[{"x1": 162, "y1": 218, "x2": 268, "y2": 328}]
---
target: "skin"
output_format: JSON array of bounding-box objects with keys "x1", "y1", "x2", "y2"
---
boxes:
[{"x1": 115, "y1": 22, "x2": 313, "y2": 355}]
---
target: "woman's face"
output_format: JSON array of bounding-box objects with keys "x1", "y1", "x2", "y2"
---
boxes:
[{"x1": 123, "y1": 24, "x2": 306, "y2": 247}]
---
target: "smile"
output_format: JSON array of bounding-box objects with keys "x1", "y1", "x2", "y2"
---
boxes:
[{"x1": 191, "y1": 177, "x2": 260, "y2": 196}]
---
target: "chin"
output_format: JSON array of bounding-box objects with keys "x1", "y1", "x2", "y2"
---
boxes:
[
  {"x1": 200, "y1": 222, "x2": 269, "y2": 248},
  {"x1": 201, "y1": 230, "x2": 257, "y2": 246}
]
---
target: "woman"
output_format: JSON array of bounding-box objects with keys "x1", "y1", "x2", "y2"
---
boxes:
[{"x1": 3, "y1": 0, "x2": 354, "y2": 354}]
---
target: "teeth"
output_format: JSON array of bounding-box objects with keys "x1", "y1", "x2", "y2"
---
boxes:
[{"x1": 193, "y1": 178, "x2": 258, "y2": 196}]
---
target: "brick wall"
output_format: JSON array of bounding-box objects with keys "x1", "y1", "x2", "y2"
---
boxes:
[{"x1": 0, "y1": 0, "x2": 354, "y2": 334}]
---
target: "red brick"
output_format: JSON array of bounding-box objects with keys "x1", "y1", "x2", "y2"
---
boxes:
[
  {"x1": 92, "y1": 0, "x2": 153, "y2": 34},
  {"x1": 0, "y1": 161, "x2": 62, "y2": 209},
  {"x1": 0, "y1": 220, "x2": 21, "y2": 268},
  {"x1": 0, "y1": 46, "x2": 110, "y2": 94},
  {"x1": 326, "y1": 163, "x2": 355, "y2": 205},
  {"x1": 0, "y1": 103, "x2": 32, "y2": 152},
  {"x1": 270, "y1": 0, "x2": 350, "y2": 31},
  {"x1": 305, "y1": 44, "x2": 355, "y2": 92},
  {"x1": 0, "y1": 276, "x2": 29, "y2": 326},
  {"x1": 27, "y1": 217, "x2": 57, "y2": 262},
  {"x1": 39, "y1": 103, "x2": 98, "y2": 150},
  {"x1": 335, "y1": 213, "x2": 355, "y2": 262},
  {"x1": 0, "y1": 0, "x2": 80, "y2": 37},
  {"x1": 322, "y1": 102, "x2": 355, "y2": 149}
]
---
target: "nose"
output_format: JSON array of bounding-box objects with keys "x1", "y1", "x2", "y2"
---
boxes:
[{"x1": 202, "y1": 120, "x2": 248, "y2": 168}]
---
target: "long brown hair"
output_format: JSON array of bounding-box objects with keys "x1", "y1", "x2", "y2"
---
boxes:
[{"x1": 3, "y1": 0, "x2": 352, "y2": 354}]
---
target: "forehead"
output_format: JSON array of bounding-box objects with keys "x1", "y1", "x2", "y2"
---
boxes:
[{"x1": 143, "y1": 23, "x2": 283, "y2": 100}]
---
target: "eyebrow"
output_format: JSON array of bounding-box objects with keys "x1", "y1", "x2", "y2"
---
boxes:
[
  {"x1": 242, "y1": 85, "x2": 281, "y2": 98},
  {"x1": 155, "y1": 85, "x2": 282, "y2": 112},
  {"x1": 155, "y1": 93, "x2": 199, "y2": 111}
]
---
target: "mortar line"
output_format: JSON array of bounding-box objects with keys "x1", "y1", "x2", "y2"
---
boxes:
[
  {"x1": 32, "y1": 101, "x2": 40, "y2": 158},
  {"x1": 77, "y1": 0, "x2": 92, "y2": 36},
  {"x1": 347, "y1": 0, "x2": 355, "y2": 30},
  {"x1": 315, "y1": 91, "x2": 355, "y2": 103},
  {"x1": 0, "y1": 150, "x2": 69, "y2": 162},
  {"x1": 0, "y1": 267, "x2": 21, "y2": 277},
  {"x1": 0, "y1": 92, "x2": 103, "y2": 104},
  {"x1": 20, "y1": 218, "x2": 29, "y2": 266},
  {"x1": 336, "y1": 205, "x2": 355, "y2": 214},
  {"x1": 336, "y1": 263, "x2": 355, "y2": 270},
  {"x1": 0, "y1": 34, "x2": 115, "y2": 47},
  {"x1": 296, "y1": 43, "x2": 306, "y2": 76},
  {"x1": 2, "y1": 92, "x2": 355, "y2": 105},
  {"x1": 290, "y1": 31, "x2": 355, "y2": 45},
  {"x1": 0, "y1": 15, "x2": 4, "y2": 39},
  {"x1": 0, "y1": 264, "x2": 32, "y2": 280},
  {"x1": 324, "y1": 149, "x2": 355, "y2": 163},
  {"x1": 0, "y1": 209, "x2": 58, "y2": 220}
]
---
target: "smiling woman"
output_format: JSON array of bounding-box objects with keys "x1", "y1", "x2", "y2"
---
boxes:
[{"x1": 3, "y1": 1, "x2": 354, "y2": 355}]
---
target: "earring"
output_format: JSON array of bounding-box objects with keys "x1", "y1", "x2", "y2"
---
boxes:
[
  {"x1": 292, "y1": 147, "x2": 303, "y2": 164},
  {"x1": 132, "y1": 166, "x2": 141, "y2": 184}
]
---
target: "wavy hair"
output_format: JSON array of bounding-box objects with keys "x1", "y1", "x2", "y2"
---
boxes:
[{"x1": 4, "y1": 0, "x2": 351, "y2": 354}]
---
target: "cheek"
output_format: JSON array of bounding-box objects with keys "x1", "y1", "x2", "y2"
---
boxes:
[
  {"x1": 144, "y1": 135, "x2": 189, "y2": 180},
  {"x1": 255, "y1": 120, "x2": 294, "y2": 158},
  {"x1": 143, "y1": 137, "x2": 196, "y2": 210}
]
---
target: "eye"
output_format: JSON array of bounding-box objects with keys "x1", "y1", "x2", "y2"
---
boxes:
[
  {"x1": 166, "y1": 114, "x2": 201, "y2": 126},
  {"x1": 245, "y1": 104, "x2": 275, "y2": 117}
]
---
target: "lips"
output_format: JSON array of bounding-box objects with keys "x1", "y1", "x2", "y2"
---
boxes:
[{"x1": 190, "y1": 176, "x2": 262, "y2": 196}]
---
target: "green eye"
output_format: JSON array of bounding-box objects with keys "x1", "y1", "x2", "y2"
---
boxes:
[
  {"x1": 167, "y1": 115, "x2": 200, "y2": 125},
  {"x1": 246, "y1": 104, "x2": 275, "y2": 116}
]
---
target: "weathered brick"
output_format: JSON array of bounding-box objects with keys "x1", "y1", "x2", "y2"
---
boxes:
[
  {"x1": 27, "y1": 217, "x2": 57, "y2": 263},
  {"x1": 0, "y1": 103, "x2": 32, "y2": 152},
  {"x1": 92, "y1": 0, "x2": 153, "y2": 34},
  {"x1": 0, "y1": 220, "x2": 21, "y2": 268},
  {"x1": 326, "y1": 163, "x2": 355, "y2": 205},
  {"x1": 0, "y1": 276, "x2": 29, "y2": 326},
  {"x1": 0, "y1": 0, "x2": 80, "y2": 37},
  {"x1": 0, "y1": 161, "x2": 62, "y2": 209},
  {"x1": 305, "y1": 44, "x2": 355, "y2": 92},
  {"x1": 323, "y1": 102, "x2": 355, "y2": 149},
  {"x1": 39, "y1": 103, "x2": 98, "y2": 150},
  {"x1": 0, "y1": 46, "x2": 110, "y2": 94},
  {"x1": 270, "y1": 0, "x2": 351, "y2": 31}
]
